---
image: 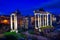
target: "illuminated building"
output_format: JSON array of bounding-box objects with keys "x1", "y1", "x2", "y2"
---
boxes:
[
  {"x1": 31, "y1": 16, "x2": 35, "y2": 27},
  {"x1": 10, "y1": 10, "x2": 21, "y2": 33},
  {"x1": 52, "y1": 15, "x2": 56, "y2": 21},
  {"x1": 10, "y1": 13, "x2": 18, "y2": 33},
  {"x1": 0, "y1": 9, "x2": 56, "y2": 33},
  {"x1": 0, "y1": 15, "x2": 10, "y2": 24},
  {"x1": 34, "y1": 9, "x2": 53, "y2": 32},
  {"x1": 23, "y1": 17, "x2": 28, "y2": 29}
]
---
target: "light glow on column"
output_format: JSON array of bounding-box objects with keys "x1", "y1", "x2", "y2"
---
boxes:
[
  {"x1": 38, "y1": 14, "x2": 40, "y2": 28},
  {"x1": 47, "y1": 14, "x2": 49, "y2": 26}
]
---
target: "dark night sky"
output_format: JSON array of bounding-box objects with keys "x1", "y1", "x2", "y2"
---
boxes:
[{"x1": 0, "y1": 0, "x2": 60, "y2": 16}]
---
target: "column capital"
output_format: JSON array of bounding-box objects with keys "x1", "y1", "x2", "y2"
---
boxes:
[
  {"x1": 34, "y1": 13, "x2": 36, "y2": 15},
  {"x1": 39, "y1": 14, "x2": 42, "y2": 15}
]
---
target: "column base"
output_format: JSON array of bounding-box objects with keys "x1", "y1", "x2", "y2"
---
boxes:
[
  {"x1": 39, "y1": 29, "x2": 41, "y2": 32},
  {"x1": 10, "y1": 30, "x2": 18, "y2": 33},
  {"x1": 35, "y1": 27, "x2": 38, "y2": 29}
]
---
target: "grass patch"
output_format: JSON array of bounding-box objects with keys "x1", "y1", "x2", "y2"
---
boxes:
[{"x1": 4, "y1": 32, "x2": 26, "y2": 40}]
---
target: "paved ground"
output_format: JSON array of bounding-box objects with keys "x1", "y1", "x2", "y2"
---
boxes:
[
  {"x1": 22, "y1": 31, "x2": 50, "y2": 40},
  {"x1": 0, "y1": 34, "x2": 4, "y2": 38}
]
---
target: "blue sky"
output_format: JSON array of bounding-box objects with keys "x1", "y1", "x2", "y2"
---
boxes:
[{"x1": 0, "y1": 0, "x2": 60, "y2": 16}]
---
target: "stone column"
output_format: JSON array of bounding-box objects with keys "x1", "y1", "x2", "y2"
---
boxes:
[
  {"x1": 38, "y1": 14, "x2": 40, "y2": 28},
  {"x1": 10, "y1": 15, "x2": 13, "y2": 32},
  {"x1": 35, "y1": 14, "x2": 38, "y2": 29},
  {"x1": 14, "y1": 15, "x2": 18, "y2": 33},
  {"x1": 50, "y1": 14, "x2": 52, "y2": 27},
  {"x1": 39, "y1": 14, "x2": 41, "y2": 32},
  {"x1": 39, "y1": 14, "x2": 41, "y2": 28},
  {"x1": 43, "y1": 15, "x2": 44, "y2": 27},
  {"x1": 47, "y1": 14, "x2": 48, "y2": 26},
  {"x1": 45, "y1": 15, "x2": 46, "y2": 26}
]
